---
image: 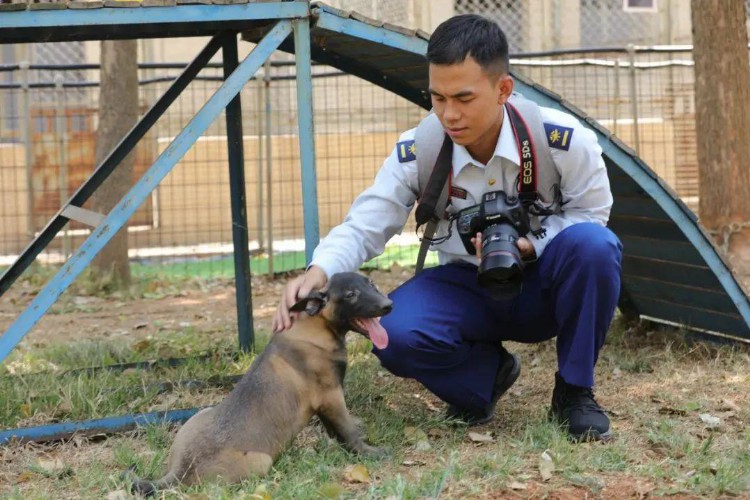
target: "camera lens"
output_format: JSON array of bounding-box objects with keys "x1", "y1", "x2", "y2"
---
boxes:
[{"x1": 478, "y1": 222, "x2": 524, "y2": 300}]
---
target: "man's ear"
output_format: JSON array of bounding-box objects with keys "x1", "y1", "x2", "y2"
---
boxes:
[
  {"x1": 290, "y1": 290, "x2": 328, "y2": 316},
  {"x1": 496, "y1": 74, "x2": 514, "y2": 105}
]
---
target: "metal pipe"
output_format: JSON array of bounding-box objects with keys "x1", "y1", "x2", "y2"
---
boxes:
[
  {"x1": 0, "y1": 408, "x2": 200, "y2": 445},
  {"x1": 613, "y1": 58, "x2": 621, "y2": 137},
  {"x1": 627, "y1": 44, "x2": 641, "y2": 155},
  {"x1": 222, "y1": 32, "x2": 254, "y2": 353},
  {"x1": 293, "y1": 18, "x2": 320, "y2": 265},
  {"x1": 256, "y1": 62, "x2": 264, "y2": 253},
  {"x1": 20, "y1": 57, "x2": 33, "y2": 241},
  {"x1": 54, "y1": 75, "x2": 71, "y2": 260},
  {"x1": 264, "y1": 59, "x2": 274, "y2": 276}
]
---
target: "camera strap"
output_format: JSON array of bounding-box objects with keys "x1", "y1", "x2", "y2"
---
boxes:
[
  {"x1": 415, "y1": 134, "x2": 453, "y2": 273},
  {"x1": 506, "y1": 102, "x2": 539, "y2": 208},
  {"x1": 506, "y1": 102, "x2": 548, "y2": 239}
]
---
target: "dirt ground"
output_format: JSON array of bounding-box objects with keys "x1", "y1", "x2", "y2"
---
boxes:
[{"x1": 0, "y1": 267, "x2": 411, "y2": 349}]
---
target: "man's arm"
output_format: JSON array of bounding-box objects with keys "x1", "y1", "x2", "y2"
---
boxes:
[
  {"x1": 309, "y1": 133, "x2": 420, "y2": 277},
  {"x1": 527, "y1": 109, "x2": 613, "y2": 259},
  {"x1": 272, "y1": 131, "x2": 420, "y2": 332}
]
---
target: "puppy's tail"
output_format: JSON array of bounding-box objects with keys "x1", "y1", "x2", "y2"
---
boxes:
[{"x1": 122, "y1": 464, "x2": 179, "y2": 497}]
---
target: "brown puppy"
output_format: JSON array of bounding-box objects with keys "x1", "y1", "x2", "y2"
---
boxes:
[{"x1": 127, "y1": 272, "x2": 392, "y2": 495}]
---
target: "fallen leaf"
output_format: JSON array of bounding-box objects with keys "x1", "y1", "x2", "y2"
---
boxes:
[
  {"x1": 317, "y1": 482, "x2": 346, "y2": 498},
  {"x1": 427, "y1": 428, "x2": 445, "y2": 439},
  {"x1": 402, "y1": 459, "x2": 426, "y2": 466},
  {"x1": 131, "y1": 339, "x2": 152, "y2": 352},
  {"x1": 539, "y1": 450, "x2": 555, "y2": 481},
  {"x1": 414, "y1": 440, "x2": 432, "y2": 452},
  {"x1": 699, "y1": 413, "x2": 721, "y2": 428},
  {"x1": 719, "y1": 399, "x2": 740, "y2": 412},
  {"x1": 249, "y1": 482, "x2": 272, "y2": 500},
  {"x1": 16, "y1": 471, "x2": 33, "y2": 483},
  {"x1": 343, "y1": 464, "x2": 371, "y2": 484},
  {"x1": 20, "y1": 403, "x2": 32, "y2": 418},
  {"x1": 508, "y1": 481, "x2": 527, "y2": 490},
  {"x1": 404, "y1": 426, "x2": 431, "y2": 450},
  {"x1": 468, "y1": 431, "x2": 494, "y2": 443},
  {"x1": 659, "y1": 406, "x2": 687, "y2": 416},
  {"x1": 36, "y1": 458, "x2": 64, "y2": 474},
  {"x1": 424, "y1": 399, "x2": 440, "y2": 412}
]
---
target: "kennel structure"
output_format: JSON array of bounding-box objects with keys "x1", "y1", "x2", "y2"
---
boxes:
[{"x1": 1, "y1": 1, "x2": 749, "y2": 442}]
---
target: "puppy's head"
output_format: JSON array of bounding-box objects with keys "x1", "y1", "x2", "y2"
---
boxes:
[{"x1": 290, "y1": 272, "x2": 392, "y2": 349}]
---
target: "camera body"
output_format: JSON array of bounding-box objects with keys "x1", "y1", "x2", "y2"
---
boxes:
[{"x1": 455, "y1": 191, "x2": 533, "y2": 299}]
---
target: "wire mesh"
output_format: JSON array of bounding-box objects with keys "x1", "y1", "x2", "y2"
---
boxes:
[{"x1": 3, "y1": 0, "x2": 750, "y2": 285}]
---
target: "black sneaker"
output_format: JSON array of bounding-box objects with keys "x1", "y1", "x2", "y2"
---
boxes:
[
  {"x1": 549, "y1": 372, "x2": 611, "y2": 442},
  {"x1": 446, "y1": 347, "x2": 521, "y2": 426}
]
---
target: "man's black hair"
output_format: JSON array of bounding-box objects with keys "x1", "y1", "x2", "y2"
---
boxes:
[{"x1": 427, "y1": 14, "x2": 510, "y2": 77}]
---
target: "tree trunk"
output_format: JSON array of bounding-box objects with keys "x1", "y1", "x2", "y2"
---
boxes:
[
  {"x1": 91, "y1": 40, "x2": 138, "y2": 289},
  {"x1": 691, "y1": 0, "x2": 750, "y2": 281}
]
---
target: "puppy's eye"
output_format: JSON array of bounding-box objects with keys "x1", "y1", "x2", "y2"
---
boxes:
[{"x1": 344, "y1": 291, "x2": 356, "y2": 299}]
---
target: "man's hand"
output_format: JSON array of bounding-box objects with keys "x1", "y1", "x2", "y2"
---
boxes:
[
  {"x1": 272, "y1": 265, "x2": 328, "y2": 333},
  {"x1": 471, "y1": 232, "x2": 536, "y2": 260}
]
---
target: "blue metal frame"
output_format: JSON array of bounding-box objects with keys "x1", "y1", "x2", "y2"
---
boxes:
[
  {"x1": 222, "y1": 32, "x2": 254, "y2": 352},
  {"x1": 293, "y1": 18, "x2": 320, "y2": 264},
  {"x1": 0, "y1": 20, "x2": 294, "y2": 365},
  {"x1": 0, "y1": 3, "x2": 308, "y2": 31}
]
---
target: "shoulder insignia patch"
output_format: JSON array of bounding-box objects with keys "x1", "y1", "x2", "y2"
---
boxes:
[
  {"x1": 543, "y1": 123, "x2": 574, "y2": 151},
  {"x1": 396, "y1": 140, "x2": 417, "y2": 163}
]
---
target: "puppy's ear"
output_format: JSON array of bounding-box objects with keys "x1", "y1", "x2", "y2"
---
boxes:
[{"x1": 290, "y1": 290, "x2": 328, "y2": 316}]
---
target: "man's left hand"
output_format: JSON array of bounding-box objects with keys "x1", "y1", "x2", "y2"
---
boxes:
[{"x1": 471, "y1": 232, "x2": 537, "y2": 260}]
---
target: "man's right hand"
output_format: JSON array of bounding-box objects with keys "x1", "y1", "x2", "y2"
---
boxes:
[{"x1": 272, "y1": 265, "x2": 328, "y2": 333}]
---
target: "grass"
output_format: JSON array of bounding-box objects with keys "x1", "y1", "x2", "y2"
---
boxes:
[
  {"x1": 2, "y1": 273, "x2": 750, "y2": 499},
  {"x1": 0, "y1": 244, "x2": 437, "y2": 284}
]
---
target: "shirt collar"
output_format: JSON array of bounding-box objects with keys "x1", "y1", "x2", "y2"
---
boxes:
[{"x1": 451, "y1": 106, "x2": 521, "y2": 177}]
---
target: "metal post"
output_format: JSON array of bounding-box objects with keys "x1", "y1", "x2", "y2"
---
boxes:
[
  {"x1": 613, "y1": 58, "x2": 621, "y2": 138},
  {"x1": 264, "y1": 59, "x2": 274, "y2": 276},
  {"x1": 256, "y1": 66, "x2": 264, "y2": 253},
  {"x1": 626, "y1": 44, "x2": 640, "y2": 155},
  {"x1": 222, "y1": 32, "x2": 254, "y2": 352},
  {"x1": 20, "y1": 57, "x2": 33, "y2": 241},
  {"x1": 54, "y1": 75, "x2": 71, "y2": 259},
  {"x1": 293, "y1": 18, "x2": 319, "y2": 265}
]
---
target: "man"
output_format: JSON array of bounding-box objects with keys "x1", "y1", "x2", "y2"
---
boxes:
[{"x1": 273, "y1": 14, "x2": 622, "y2": 442}]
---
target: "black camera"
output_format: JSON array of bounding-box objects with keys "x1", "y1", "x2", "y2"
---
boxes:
[{"x1": 455, "y1": 191, "x2": 532, "y2": 300}]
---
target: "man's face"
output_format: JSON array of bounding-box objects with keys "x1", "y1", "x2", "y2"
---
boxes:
[{"x1": 428, "y1": 56, "x2": 512, "y2": 149}]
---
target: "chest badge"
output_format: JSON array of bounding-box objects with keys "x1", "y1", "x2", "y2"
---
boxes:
[
  {"x1": 450, "y1": 186, "x2": 468, "y2": 199},
  {"x1": 488, "y1": 178, "x2": 496, "y2": 186}
]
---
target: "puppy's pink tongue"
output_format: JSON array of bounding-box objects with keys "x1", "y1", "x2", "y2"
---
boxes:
[{"x1": 359, "y1": 317, "x2": 389, "y2": 350}]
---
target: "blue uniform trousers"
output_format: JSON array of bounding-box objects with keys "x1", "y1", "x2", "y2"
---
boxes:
[{"x1": 373, "y1": 222, "x2": 623, "y2": 412}]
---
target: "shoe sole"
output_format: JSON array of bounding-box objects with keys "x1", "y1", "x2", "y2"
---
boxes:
[{"x1": 548, "y1": 410, "x2": 612, "y2": 443}]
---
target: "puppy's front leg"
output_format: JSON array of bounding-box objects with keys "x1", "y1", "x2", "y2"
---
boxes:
[{"x1": 318, "y1": 389, "x2": 386, "y2": 458}]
